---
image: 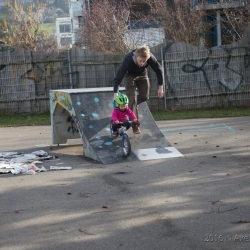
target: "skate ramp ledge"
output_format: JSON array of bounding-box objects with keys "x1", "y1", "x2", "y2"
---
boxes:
[{"x1": 52, "y1": 87, "x2": 125, "y2": 93}]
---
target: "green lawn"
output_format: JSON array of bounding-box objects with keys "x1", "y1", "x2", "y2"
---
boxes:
[
  {"x1": 0, "y1": 112, "x2": 51, "y2": 127},
  {"x1": 151, "y1": 107, "x2": 250, "y2": 120},
  {"x1": 40, "y1": 23, "x2": 56, "y2": 34},
  {"x1": 0, "y1": 108, "x2": 250, "y2": 127}
]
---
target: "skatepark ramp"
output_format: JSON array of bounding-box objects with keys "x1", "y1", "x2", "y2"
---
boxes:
[{"x1": 50, "y1": 88, "x2": 183, "y2": 164}]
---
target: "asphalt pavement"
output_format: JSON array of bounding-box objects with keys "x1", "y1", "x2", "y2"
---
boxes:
[{"x1": 1, "y1": 117, "x2": 250, "y2": 250}]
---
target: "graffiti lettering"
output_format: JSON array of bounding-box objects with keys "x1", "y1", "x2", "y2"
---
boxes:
[
  {"x1": 0, "y1": 46, "x2": 14, "y2": 53},
  {"x1": 182, "y1": 51, "x2": 212, "y2": 94},
  {"x1": 181, "y1": 47, "x2": 244, "y2": 94},
  {"x1": 166, "y1": 44, "x2": 250, "y2": 107},
  {"x1": 67, "y1": 116, "x2": 79, "y2": 135},
  {"x1": 0, "y1": 65, "x2": 6, "y2": 71},
  {"x1": 21, "y1": 62, "x2": 79, "y2": 97}
]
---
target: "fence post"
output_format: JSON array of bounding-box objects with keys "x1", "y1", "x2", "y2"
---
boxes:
[
  {"x1": 161, "y1": 47, "x2": 167, "y2": 110},
  {"x1": 67, "y1": 48, "x2": 73, "y2": 89}
]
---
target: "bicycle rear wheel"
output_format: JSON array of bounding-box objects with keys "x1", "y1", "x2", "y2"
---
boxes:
[{"x1": 122, "y1": 136, "x2": 131, "y2": 157}]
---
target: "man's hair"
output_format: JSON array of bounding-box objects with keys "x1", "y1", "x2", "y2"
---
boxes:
[{"x1": 134, "y1": 45, "x2": 150, "y2": 59}]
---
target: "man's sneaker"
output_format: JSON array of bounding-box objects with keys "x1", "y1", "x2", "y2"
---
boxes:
[
  {"x1": 133, "y1": 126, "x2": 141, "y2": 134},
  {"x1": 112, "y1": 131, "x2": 118, "y2": 139}
]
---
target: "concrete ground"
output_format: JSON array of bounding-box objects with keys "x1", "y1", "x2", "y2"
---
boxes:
[{"x1": 1, "y1": 117, "x2": 250, "y2": 250}]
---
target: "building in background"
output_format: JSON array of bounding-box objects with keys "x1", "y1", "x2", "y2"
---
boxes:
[
  {"x1": 68, "y1": 0, "x2": 85, "y2": 46},
  {"x1": 55, "y1": 0, "x2": 85, "y2": 47},
  {"x1": 55, "y1": 17, "x2": 73, "y2": 47},
  {"x1": 55, "y1": 0, "x2": 165, "y2": 48},
  {"x1": 190, "y1": 0, "x2": 246, "y2": 47}
]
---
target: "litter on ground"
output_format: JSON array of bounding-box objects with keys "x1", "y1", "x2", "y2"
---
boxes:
[{"x1": 0, "y1": 150, "x2": 72, "y2": 175}]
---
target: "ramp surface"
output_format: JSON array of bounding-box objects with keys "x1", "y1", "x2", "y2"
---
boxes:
[{"x1": 50, "y1": 88, "x2": 183, "y2": 164}]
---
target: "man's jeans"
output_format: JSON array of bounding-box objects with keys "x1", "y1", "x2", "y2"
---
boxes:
[{"x1": 122, "y1": 73, "x2": 150, "y2": 117}]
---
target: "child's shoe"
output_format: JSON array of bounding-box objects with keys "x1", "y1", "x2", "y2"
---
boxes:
[
  {"x1": 133, "y1": 126, "x2": 141, "y2": 134},
  {"x1": 112, "y1": 131, "x2": 118, "y2": 139}
]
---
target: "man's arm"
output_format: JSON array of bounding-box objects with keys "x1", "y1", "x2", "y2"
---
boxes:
[
  {"x1": 148, "y1": 53, "x2": 164, "y2": 98},
  {"x1": 113, "y1": 62, "x2": 129, "y2": 98}
]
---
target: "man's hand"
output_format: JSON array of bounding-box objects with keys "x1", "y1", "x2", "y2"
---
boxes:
[
  {"x1": 114, "y1": 93, "x2": 118, "y2": 99},
  {"x1": 158, "y1": 86, "x2": 164, "y2": 98}
]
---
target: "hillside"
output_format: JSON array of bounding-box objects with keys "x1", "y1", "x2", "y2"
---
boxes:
[{"x1": 0, "y1": 0, "x2": 69, "y2": 19}]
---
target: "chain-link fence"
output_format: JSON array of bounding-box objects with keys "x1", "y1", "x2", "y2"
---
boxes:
[
  {"x1": 164, "y1": 42, "x2": 250, "y2": 110},
  {"x1": 1, "y1": 40, "x2": 250, "y2": 114}
]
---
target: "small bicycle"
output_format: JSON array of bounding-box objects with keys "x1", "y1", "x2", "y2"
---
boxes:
[{"x1": 110, "y1": 121, "x2": 131, "y2": 157}]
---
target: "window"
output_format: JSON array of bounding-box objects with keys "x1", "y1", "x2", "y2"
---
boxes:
[
  {"x1": 60, "y1": 37, "x2": 72, "y2": 46},
  {"x1": 78, "y1": 16, "x2": 84, "y2": 28},
  {"x1": 59, "y1": 24, "x2": 71, "y2": 33}
]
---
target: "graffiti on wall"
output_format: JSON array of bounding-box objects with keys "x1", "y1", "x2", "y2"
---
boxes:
[
  {"x1": 51, "y1": 91, "x2": 74, "y2": 115},
  {"x1": 0, "y1": 46, "x2": 14, "y2": 53},
  {"x1": 0, "y1": 46, "x2": 11, "y2": 72},
  {"x1": 20, "y1": 62, "x2": 79, "y2": 97},
  {"x1": 0, "y1": 60, "x2": 79, "y2": 103},
  {"x1": 67, "y1": 116, "x2": 79, "y2": 134},
  {"x1": 0, "y1": 65, "x2": 6, "y2": 71},
  {"x1": 165, "y1": 44, "x2": 250, "y2": 107},
  {"x1": 182, "y1": 47, "x2": 245, "y2": 93}
]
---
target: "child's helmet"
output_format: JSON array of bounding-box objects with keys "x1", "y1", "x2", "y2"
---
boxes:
[{"x1": 115, "y1": 94, "x2": 129, "y2": 105}]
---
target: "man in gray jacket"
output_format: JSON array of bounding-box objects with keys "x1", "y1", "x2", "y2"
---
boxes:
[{"x1": 113, "y1": 45, "x2": 164, "y2": 121}]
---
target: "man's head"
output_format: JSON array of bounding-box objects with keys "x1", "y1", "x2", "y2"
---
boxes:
[{"x1": 134, "y1": 45, "x2": 150, "y2": 67}]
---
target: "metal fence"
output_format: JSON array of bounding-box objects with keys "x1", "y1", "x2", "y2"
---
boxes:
[
  {"x1": 164, "y1": 41, "x2": 250, "y2": 110},
  {"x1": 0, "y1": 45, "x2": 163, "y2": 114},
  {"x1": 1, "y1": 38, "x2": 250, "y2": 114},
  {"x1": 0, "y1": 48, "x2": 72, "y2": 113}
]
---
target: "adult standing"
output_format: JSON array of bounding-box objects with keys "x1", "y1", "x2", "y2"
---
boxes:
[{"x1": 113, "y1": 45, "x2": 164, "y2": 117}]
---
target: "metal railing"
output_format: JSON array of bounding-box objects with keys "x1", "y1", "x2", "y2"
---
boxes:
[
  {"x1": 190, "y1": 0, "x2": 247, "y2": 10},
  {"x1": 1, "y1": 41, "x2": 250, "y2": 113}
]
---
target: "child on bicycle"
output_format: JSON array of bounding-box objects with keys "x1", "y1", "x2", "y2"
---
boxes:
[{"x1": 111, "y1": 93, "x2": 140, "y2": 139}]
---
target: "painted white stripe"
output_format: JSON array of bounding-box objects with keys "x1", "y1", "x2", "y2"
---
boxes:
[{"x1": 161, "y1": 124, "x2": 235, "y2": 133}]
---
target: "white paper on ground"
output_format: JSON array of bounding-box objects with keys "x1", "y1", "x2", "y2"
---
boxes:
[
  {"x1": 50, "y1": 166, "x2": 72, "y2": 170},
  {"x1": 31, "y1": 150, "x2": 48, "y2": 156},
  {"x1": 133, "y1": 147, "x2": 184, "y2": 161},
  {"x1": 0, "y1": 169, "x2": 11, "y2": 173},
  {"x1": 25, "y1": 169, "x2": 36, "y2": 175},
  {"x1": 0, "y1": 152, "x2": 19, "y2": 157},
  {"x1": 10, "y1": 154, "x2": 39, "y2": 163},
  {"x1": 11, "y1": 167, "x2": 22, "y2": 175}
]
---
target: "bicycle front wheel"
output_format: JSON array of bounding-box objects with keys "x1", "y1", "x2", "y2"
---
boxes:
[{"x1": 122, "y1": 136, "x2": 131, "y2": 157}]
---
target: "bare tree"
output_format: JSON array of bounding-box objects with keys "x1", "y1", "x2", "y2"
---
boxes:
[
  {"x1": 80, "y1": 0, "x2": 214, "y2": 53},
  {"x1": 0, "y1": 0, "x2": 57, "y2": 52},
  {"x1": 161, "y1": 0, "x2": 212, "y2": 46},
  {"x1": 80, "y1": 0, "x2": 168, "y2": 54},
  {"x1": 219, "y1": 1, "x2": 250, "y2": 44},
  {"x1": 79, "y1": 0, "x2": 130, "y2": 54}
]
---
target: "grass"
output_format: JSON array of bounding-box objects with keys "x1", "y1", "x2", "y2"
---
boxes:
[
  {"x1": 0, "y1": 111, "x2": 51, "y2": 127},
  {"x1": 151, "y1": 107, "x2": 250, "y2": 120},
  {"x1": 29, "y1": 23, "x2": 56, "y2": 34},
  {"x1": 40, "y1": 23, "x2": 56, "y2": 34},
  {"x1": 0, "y1": 108, "x2": 250, "y2": 127}
]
